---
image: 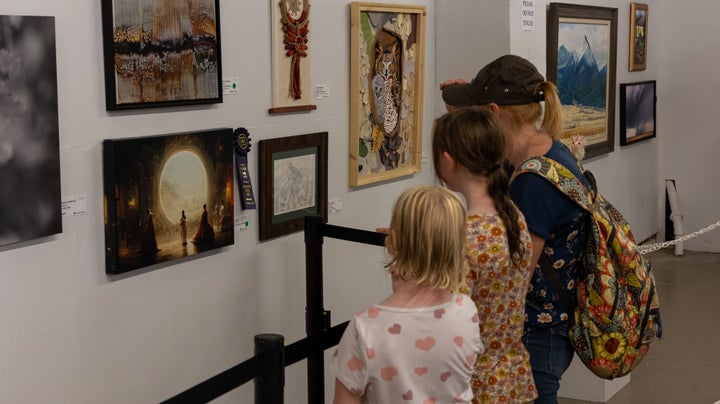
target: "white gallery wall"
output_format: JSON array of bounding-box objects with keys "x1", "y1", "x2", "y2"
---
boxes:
[
  {"x1": 654, "y1": 1, "x2": 720, "y2": 252},
  {"x1": 0, "y1": 0, "x2": 435, "y2": 403},
  {"x1": 0, "y1": 0, "x2": 715, "y2": 403}
]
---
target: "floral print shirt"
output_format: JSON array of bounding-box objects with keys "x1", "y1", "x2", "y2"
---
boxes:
[
  {"x1": 461, "y1": 212, "x2": 537, "y2": 404},
  {"x1": 509, "y1": 140, "x2": 590, "y2": 328}
]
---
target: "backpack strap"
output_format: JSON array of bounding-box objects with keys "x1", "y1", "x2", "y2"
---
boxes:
[{"x1": 510, "y1": 156, "x2": 594, "y2": 212}]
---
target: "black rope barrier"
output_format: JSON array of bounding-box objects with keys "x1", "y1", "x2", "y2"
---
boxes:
[
  {"x1": 162, "y1": 215, "x2": 384, "y2": 404},
  {"x1": 322, "y1": 223, "x2": 386, "y2": 246},
  {"x1": 161, "y1": 357, "x2": 259, "y2": 403}
]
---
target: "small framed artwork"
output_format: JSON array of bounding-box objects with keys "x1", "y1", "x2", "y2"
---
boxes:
[
  {"x1": 547, "y1": 3, "x2": 618, "y2": 159},
  {"x1": 619, "y1": 80, "x2": 656, "y2": 146},
  {"x1": 103, "y1": 128, "x2": 235, "y2": 274},
  {"x1": 269, "y1": 0, "x2": 317, "y2": 114},
  {"x1": 101, "y1": 0, "x2": 223, "y2": 110},
  {"x1": 258, "y1": 132, "x2": 328, "y2": 241},
  {"x1": 629, "y1": 3, "x2": 648, "y2": 72},
  {"x1": 349, "y1": 2, "x2": 426, "y2": 187}
]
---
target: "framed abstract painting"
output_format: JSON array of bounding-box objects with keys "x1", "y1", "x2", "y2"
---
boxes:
[
  {"x1": 101, "y1": 0, "x2": 223, "y2": 110},
  {"x1": 349, "y1": 2, "x2": 426, "y2": 186},
  {"x1": 547, "y1": 3, "x2": 618, "y2": 159},
  {"x1": 103, "y1": 128, "x2": 234, "y2": 274}
]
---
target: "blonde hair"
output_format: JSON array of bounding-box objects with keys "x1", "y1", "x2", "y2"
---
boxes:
[
  {"x1": 500, "y1": 81, "x2": 563, "y2": 138},
  {"x1": 386, "y1": 185, "x2": 467, "y2": 291}
]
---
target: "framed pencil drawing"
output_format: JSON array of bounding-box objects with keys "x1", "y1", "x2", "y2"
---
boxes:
[
  {"x1": 103, "y1": 128, "x2": 235, "y2": 274},
  {"x1": 547, "y1": 3, "x2": 618, "y2": 159},
  {"x1": 349, "y1": 2, "x2": 426, "y2": 187},
  {"x1": 629, "y1": 3, "x2": 648, "y2": 72},
  {"x1": 619, "y1": 80, "x2": 656, "y2": 146},
  {"x1": 101, "y1": 0, "x2": 223, "y2": 110},
  {"x1": 258, "y1": 132, "x2": 328, "y2": 241}
]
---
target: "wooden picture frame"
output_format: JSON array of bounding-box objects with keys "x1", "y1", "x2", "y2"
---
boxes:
[
  {"x1": 258, "y1": 132, "x2": 328, "y2": 241},
  {"x1": 349, "y1": 2, "x2": 426, "y2": 187},
  {"x1": 269, "y1": 0, "x2": 317, "y2": 114},
  {"x1": 101, "y1": 0, "x2": 223, "y2": 110},
  {"x1": 103, "y1": 128, "x2": 235, "y2": 274},
  {"x1": 629, "y1": 3, "x2": 648, "y2": 72},
  {"x1": 547, "y1": 3, "x2": 617, "y2": 159},
  {"x1": 620, "y1": 80, "x2": 656, "y2": 145}
]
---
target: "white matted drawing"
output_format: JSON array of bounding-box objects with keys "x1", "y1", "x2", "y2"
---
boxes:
[{"x1": 273, "y1": 153, "x2": 316, "y2": 215}]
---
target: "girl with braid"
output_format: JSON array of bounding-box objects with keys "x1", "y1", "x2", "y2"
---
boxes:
[{"x1": 432, "y1": 106, "x2": 537, "y2": 403}]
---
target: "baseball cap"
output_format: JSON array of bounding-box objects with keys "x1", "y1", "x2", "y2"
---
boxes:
[{"x1": 442, "y1": 54, "x2": 546, "y2": 106}]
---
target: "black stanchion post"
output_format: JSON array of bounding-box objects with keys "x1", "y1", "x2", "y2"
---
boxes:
[
  {"x1": 254, "y1": 333, "x2": 285, "y2": 404},
  {"x1": 305, "y1": 215, "x2": 325, "y2": 404}
]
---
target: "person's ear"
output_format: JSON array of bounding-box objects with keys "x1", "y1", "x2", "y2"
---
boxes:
[
  {"x1": 386, "y1": 229, "x2": 398, "y2": 255},
  {"x1": 487, "y1": 103, "x2": 501, "y2": 116},
  {"x1": 442, "y1": 151, "x2": 457, "y2": 171}
]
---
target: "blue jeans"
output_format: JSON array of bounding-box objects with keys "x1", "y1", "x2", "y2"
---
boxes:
[{"x1": 522, "y1": 323, "x2": 574, "y2": 404}]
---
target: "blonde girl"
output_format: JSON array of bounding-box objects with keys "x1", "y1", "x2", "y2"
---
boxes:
[{"x1": 331, "y1": 185, "x2": 483, "y2": 404}]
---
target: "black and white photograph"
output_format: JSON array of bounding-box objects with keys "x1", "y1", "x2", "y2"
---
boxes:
[{"x1": 0, "y1": 15, "x2": 62, "y2": 247}]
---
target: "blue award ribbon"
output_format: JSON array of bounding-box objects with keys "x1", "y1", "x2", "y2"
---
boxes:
[{"x1": 234, "y1": 128, "x2": 257, "y2": 210}]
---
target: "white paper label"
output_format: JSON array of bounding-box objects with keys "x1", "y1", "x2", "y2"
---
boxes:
[
  {"x1": 521, "y1": 0, "x2": 535, "y2": 31},
  {"x1": 62, "y1": 194, "x2": 88, "y2": 217},
  {"x1": 223, "y1": 78, "x2": 240, "y2": 95},
  {"x1": 314, "y1": 84, "x2": 330, "y2": 100},
  {"x1": 329, "y1": 197, "x2": 343, "y2": 215},
  {"x1": 235, "y1": 214, "x2": 249, "y2": 231}
]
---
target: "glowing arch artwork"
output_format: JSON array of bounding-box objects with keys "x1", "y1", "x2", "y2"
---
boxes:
[{"x1": 102, "y1": 128, "x2": 234, "y2": 274}]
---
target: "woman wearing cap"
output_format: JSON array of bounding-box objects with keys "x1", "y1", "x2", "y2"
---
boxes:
[{"x1": 441, "y1": 55, "x2": 590, "y2": 404}]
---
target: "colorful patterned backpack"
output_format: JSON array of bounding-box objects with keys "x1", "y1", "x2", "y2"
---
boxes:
[{"x1": 512, "y1": 156, "x2": 662, "y2": 379}]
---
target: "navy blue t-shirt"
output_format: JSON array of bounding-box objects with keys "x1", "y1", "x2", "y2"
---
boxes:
[{"x1": 509, "y1": 140, "x2": 590, "y2": 328}]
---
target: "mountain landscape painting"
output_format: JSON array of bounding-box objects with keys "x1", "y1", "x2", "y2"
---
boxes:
[
  {"x1": 548, "y1": 4, "x2": 617, "y2": 159},
  {"x1": 557, "y1": 20, "x2": 611, "y2": 147}
]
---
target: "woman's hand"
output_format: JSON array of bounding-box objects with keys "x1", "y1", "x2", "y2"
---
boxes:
[
  {"x1": 439, "y1": 78, "x2": 468, "y2": 90},
  {"x1": 439, "y1": 79, "x2": 469, "y2": 111}
]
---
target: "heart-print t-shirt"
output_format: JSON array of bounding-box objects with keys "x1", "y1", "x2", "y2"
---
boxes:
[{"x1": 330, "y1": 293, "x2": 483, "y2": 403}]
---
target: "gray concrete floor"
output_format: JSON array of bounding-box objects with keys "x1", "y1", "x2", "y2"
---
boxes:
[{"x1": 559, "y1": 249, "x2": 720, "y2": 404}]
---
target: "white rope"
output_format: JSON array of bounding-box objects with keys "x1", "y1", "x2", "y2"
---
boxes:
[{"x1": 638, "y1": 219, "x2": 720, "y2": 255}]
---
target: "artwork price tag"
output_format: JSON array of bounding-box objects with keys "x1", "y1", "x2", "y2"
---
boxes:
[
  {"x1": 329, "y1": 197, "x2": 343, "y2": 215},
  {"x1": 222, "y1": 78, "x2": 240, "y2": 95},
  {"x1": 235, "y1": 214, "x2": 250, "y2": 231},
  {"x1": 62, "y1": 194, "x2": 88, "y2": 217},
  {"x1": 314, "y1": 84, "x2": 330, "y2": 100}
]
